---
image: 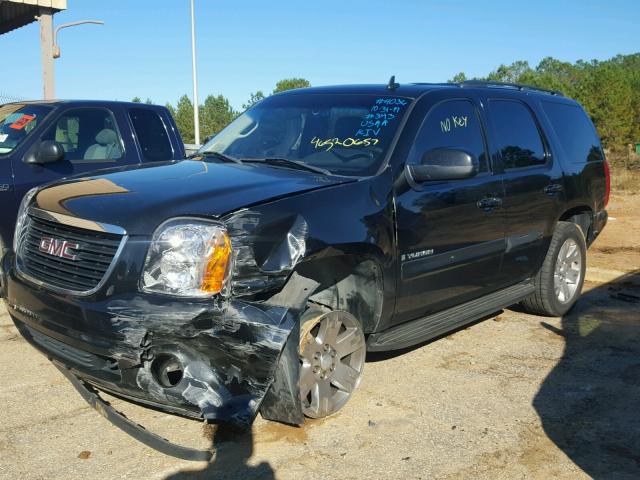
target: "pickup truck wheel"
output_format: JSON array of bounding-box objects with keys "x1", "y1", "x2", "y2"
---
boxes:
[
  {"x1": 520, "y1": 221, "x2": 586, "y2": 317},
  {"x1": 299, "y1": 308, "x2": 366, "y2": 419}
]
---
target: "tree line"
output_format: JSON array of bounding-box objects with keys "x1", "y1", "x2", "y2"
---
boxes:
[
  {"x1": 133, "y1": 78, "x2": 310, "y2": 145},
  {"x1": 134, "y1": 53, "x2": 639, "y2": 168},
  {"x1": 451, "y1": 53, "x2": 640, "y2": 167}
]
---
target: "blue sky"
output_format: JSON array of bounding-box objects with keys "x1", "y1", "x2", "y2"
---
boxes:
[{"x1": 1, "y1": 0, "x2": 637, "y2": 110}]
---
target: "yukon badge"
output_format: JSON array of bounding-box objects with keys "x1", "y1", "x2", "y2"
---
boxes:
[{"x1": 39, "y1": 236, "x2": 80, "y2": 261}]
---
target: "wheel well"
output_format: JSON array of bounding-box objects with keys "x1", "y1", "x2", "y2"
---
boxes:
[
  {"x1": 558, "y1": 207, "x2": 593, "y2": 241},
  {"x1": 295, "y1": 256, "x2": 383, "y2": 333}
]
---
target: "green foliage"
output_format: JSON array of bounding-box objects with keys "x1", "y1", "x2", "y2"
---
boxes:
[
  {"x1": 273, "y1": 78, "x2": 311, "y2": 94},
  {"x1": 200, "y1": 95, "x2": 236, "y2": 139},
  {"x1": 450, "y1": 53, "x2": 640, "y2": 163},
  {"x1": 169, "y1": 94, "x2": 237, "y2": 144},
  {"x1": 167, "y1": 78, "x2": 311, "y2": 144},
  {"x1": 173, "y1": 94, "x2": 196, "y2": 144},
  {"x1": 131, "y1": 96, "x2": 142, "y2": 103},
  {"x1": 449, "y1": 72, "x2": 467, "y2": 83},
  {"x1": 242, "y1": 91, "x2": 265, "y2": 110}
]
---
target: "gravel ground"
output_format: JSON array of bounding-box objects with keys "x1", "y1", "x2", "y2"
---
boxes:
[{"x1": 0, "y1": 194, "x2": 638, "y2": 480}]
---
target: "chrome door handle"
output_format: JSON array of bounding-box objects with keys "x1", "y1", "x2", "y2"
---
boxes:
[
  {"x1": 544, "y1": 184, "x2": 564, "y2": 195},
  {"x1": 477, "y1": 197, "x2": 503, "y2": 209}
]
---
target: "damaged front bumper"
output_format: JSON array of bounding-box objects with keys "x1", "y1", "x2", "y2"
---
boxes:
[{"x1": 3, "y1": 251, "x2": 315, "y2": 430}]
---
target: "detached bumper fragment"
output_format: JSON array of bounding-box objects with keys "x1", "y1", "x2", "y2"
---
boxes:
[{"x1": 56, "y1": 365, "x2": 215, "y2": 462}]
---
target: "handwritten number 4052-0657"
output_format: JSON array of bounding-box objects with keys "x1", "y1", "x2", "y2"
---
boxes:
[{"x1": 440, "y1": 115, "x2": 468, "y2": 133}]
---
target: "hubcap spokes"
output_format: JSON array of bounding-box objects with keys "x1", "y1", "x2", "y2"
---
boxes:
[
  {"x1": 554, "y1": 238, "x2": 582, "y2": 303},
  {"x1": 299, "y1": 311, "x2": 366, "y2": 418}
]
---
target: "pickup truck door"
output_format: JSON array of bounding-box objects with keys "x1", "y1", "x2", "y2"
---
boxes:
[
  {"x1": 393, "y1": 94, "x2": 506, "y2": 325},
  {"x1": 12, "y1": 105, "x2": 138, "y2": 202},
  {"x1": 0, "y1": 153, "x2": 14, "y2": 251}
]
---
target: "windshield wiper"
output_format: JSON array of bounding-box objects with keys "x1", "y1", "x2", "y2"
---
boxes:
[
  {"x1": 244, "y1": 157, "x2": 331, "y2": 175},
  {"x1": 190, "y1": 151, "x2": 242, "y2": 164}
]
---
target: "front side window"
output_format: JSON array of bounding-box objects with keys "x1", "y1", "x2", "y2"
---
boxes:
[
  {"x1": 0, "y1": 104, "x2": 52, "y2": 155},
  {"x1": 408, "y1": 99, "x2": 488, "y2": 172},
  {"x1": 41, "y1": 108, "x2": 123, "y2": 163},
  {"x1": 201, "y1": 93, "x2": 412, "y2": 176},
  {"x1": 129, "y1": 108, "x2": 173, "y2": 161},
  {"x1": 489, "y1": 99, "x2": 546, "y2": 169}
]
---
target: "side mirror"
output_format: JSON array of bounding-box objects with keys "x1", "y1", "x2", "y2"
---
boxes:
[
  {"x1": 408, "y1": 148, "x2": 478, "y2": 182},
  {"x1": 26, "y1": 140, "x2": 65, "y2": 164}
]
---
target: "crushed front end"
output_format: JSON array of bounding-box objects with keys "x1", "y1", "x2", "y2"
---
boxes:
[{"x1": 2, "y1": 203, "x2": 316, "y2": 432}]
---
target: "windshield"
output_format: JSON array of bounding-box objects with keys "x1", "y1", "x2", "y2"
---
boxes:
[
  {"x1": 0, "y1": 104, "x2": 52, "y2": 155},
  {"x1": 200, "y1": 93, "x2": 412, "y2": 176}
]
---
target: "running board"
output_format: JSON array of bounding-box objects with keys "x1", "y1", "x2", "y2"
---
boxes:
[{"x1": 367, "y1": 281, "x2": 535, "y2": 351}]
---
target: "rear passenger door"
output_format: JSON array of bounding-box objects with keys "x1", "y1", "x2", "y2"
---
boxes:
[
  {"x1": 127, "y1": 107, "x2": 178, "y2": 162},
  {"x1": 484, "y1": 97, "x2": 565, "y2": 284}
]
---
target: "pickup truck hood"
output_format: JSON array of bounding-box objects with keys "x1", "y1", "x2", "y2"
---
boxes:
[{"x1": 32, "y1": 160, "x2": 354, "y2": 234}]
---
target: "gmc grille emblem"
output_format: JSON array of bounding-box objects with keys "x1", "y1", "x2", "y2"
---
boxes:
[{"x1": 39, "y1": 236, "x2": 80, "y2": 261}]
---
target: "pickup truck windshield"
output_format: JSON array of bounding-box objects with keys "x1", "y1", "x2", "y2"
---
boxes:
[
  {"x1": 0, "y1": 104, "x2": 52, "y2": 155},
  {"x1": 200, "y1": 93, "x2": 412, "y2": 176}
]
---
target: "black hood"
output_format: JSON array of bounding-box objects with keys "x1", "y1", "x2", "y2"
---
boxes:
[{"x1": 32, "y1": 160, "x2": 354, "y2": 234}]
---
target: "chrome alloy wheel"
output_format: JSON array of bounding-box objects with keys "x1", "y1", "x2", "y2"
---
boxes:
[
  {"x1": 554, "y1": 238, "x2": 583, "y2": 303},
  {"x1": 299, "y1": 310, "x2": 366, "y2": 418}
]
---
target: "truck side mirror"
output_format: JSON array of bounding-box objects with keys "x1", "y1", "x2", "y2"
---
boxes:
[
  {"x1": 408, "y1": 148, "x2": 478, "y2": 182},
  {"x1": 25, "y1": 141, "x2": 65, "y2": 165}
]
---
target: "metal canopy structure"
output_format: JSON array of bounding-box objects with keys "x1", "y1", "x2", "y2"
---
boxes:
[{"x1": 0, "y1": 0, "x2": 66, "y2": 34}]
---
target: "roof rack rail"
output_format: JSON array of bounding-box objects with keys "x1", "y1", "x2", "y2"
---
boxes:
[{"x1": 460, "y1": 80, "x2": 563, "y2": 96}]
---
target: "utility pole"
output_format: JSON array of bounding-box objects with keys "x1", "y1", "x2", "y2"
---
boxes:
[
  {"x1": 39, "y1": 8, "x2": 55, "y2": 100},
  {"x1": 190, "y1": 0, "x2": 200, "y2": 145}
]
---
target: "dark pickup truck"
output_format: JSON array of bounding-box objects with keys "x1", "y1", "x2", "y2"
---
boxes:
[
  {"x1": 1, "y1": 81, "x2": 609, "y2": 459},
  {"x1": 0, "y1": 100, "x2": 185, "y2": 256}
]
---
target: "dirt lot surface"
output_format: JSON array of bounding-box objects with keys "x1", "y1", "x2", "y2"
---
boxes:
[{"x1": 1, "y1": 194, "x2": 639, "y2": 480}]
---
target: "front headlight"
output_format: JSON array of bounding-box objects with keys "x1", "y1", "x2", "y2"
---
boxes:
[
  {"x1": 13, "y1": 187, "x2": 39, "y2": 253},
  {"x1": 141, "y1": 219, "x2": 233, "y2": 297}
]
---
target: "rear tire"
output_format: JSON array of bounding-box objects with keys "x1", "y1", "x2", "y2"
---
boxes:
[{"x1": 520, "y1": 222, "x2": 586, "y2": 317}]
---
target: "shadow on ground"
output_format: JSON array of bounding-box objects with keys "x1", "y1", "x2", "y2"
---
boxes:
[
  {"x1": 164, "y1": 424, "x2": 274, "y2": 480},
  {"x1": 534, "y1": 270, "x2": 640, "y2": 478}
]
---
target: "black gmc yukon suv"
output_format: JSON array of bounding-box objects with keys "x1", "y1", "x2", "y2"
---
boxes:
[{"x1": 0, "y1": 81, "x2": 609, "y2": 458}]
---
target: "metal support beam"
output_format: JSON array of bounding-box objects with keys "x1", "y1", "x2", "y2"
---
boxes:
[
  {"x1": 38, "y1": 7, "x2": 55, "y2": 99},
  {"x1": 190, "y1": 0, "x2": 200, "y2": 145}
]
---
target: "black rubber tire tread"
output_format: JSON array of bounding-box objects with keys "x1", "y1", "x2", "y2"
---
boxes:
[{"x1": 520, "y1": 221, "x2": 586, "y2": 317}]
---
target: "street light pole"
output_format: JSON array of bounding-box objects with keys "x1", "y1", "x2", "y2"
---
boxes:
[
  {"x1": 53, "y1": 20, "x2": 105, "y2": 59},
  {"x1": 38, "y1": 17, "x2": 104, "y2": 100},
  {"x1": 190, "y1": 0, "x2": 200, "y2": 145}
]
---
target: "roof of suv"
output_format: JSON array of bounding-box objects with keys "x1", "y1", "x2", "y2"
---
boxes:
[
  {"x1": 2, "y1": 99, "x2": 165, "y2": 108},
  {"x1": 276, "y1": 81, "x2": 572, "y2": 103}
]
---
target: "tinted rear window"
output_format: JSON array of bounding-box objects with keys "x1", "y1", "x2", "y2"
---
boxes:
[
  {"x1": 129, "y1": 108, "x2": 173, "y2": 161},
  {"x1": 488, "y1": 99, "x2": 546, "y2": 169},
  {"x1": 541, "y1": 101, "x2": 603, "y2": 163}
]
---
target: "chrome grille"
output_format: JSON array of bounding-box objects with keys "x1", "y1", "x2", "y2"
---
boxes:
[{"x1": 18, "y1": 214, "x2": 124, "y2": 293}]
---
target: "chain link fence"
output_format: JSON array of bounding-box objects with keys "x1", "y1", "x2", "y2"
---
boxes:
[{"x1": 0, "y1": 93, "x2": 26, "y2": 104}]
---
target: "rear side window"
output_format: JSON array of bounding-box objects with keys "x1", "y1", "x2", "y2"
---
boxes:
[
  {"x1": 409, "y1": 99, "x2": 488, "y2": 172},
  {"x1": 129, "y1": 108, "x2": 173, "y2": 161},
  {"x1": 541, "y1": 101, "x2": 603, "y2": 163},
  {"x1": 489, "y1": 100, "x2": 546, "y2": 169},
  {"x1": 41, "y1": 108, "x2": 123, "y2": 163}
]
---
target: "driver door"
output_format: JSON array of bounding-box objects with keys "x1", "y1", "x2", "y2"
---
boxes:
[
  {"x1": 393, "y1": 95, "x2": 506, "y2": 325},
  {"x1": 12, "y1": 106, "x2": 128, "y2": 200}
]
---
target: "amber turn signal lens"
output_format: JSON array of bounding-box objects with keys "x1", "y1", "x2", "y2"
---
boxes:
[{"x1": 200, "y1": 230, "x2": 232, "y2": 294}]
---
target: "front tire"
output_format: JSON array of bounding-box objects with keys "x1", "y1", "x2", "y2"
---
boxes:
[
  {"x1": 298, "y1": 307, "x2": 366, "y2": 419},
  {"x1": 520, "y1": 221, "x2": 587, "y2": 317}
]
